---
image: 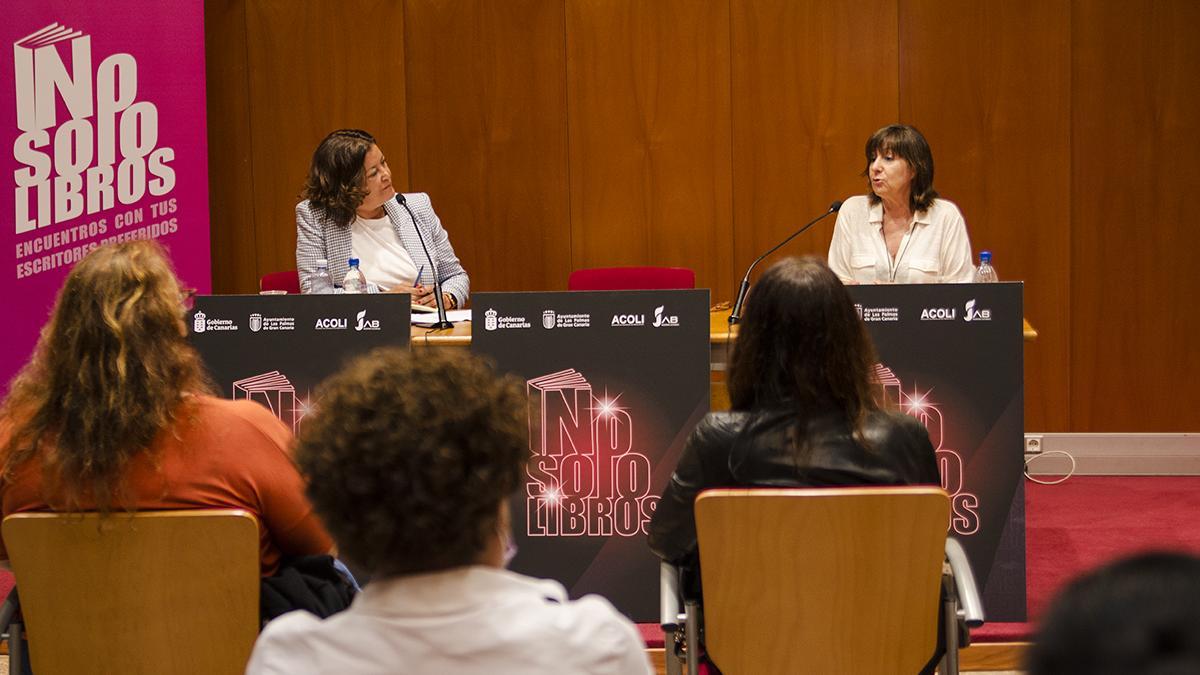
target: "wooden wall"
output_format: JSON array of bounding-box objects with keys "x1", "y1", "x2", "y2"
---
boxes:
[{"x1": 205, "y1": 0, "x2": 1200, "y2": 433}]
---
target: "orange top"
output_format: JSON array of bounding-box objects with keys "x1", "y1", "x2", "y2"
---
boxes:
[{"x1": 0, "y1": 395, "x2": 333, "y2": 577}]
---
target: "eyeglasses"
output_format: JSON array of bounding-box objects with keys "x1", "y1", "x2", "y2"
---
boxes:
[{"x1": 181, "y1": 288, "x2": 197, "y2": 311}]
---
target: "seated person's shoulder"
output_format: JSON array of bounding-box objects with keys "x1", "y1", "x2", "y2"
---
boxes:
[
  {"x1": 690, "y1": 411, "x2": 749, "y2": 445},
  {"x1": 246, "y1": 611, "x2": 323, "y2": 674},
  {"x1": 187, "y1": 396, "x2": 292, "y2": 447},
  {"x1": 496, "y1": 573, "x2": 650, "y2": 672},
  {"x1": 863, "y1": 409, "x2": 932, "y2": 447}
]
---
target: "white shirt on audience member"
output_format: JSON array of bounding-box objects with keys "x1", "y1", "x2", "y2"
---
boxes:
[
  {"x1": 246, "y1": 565, "x2": 653, "y2": 675},
  {"x1": 351, "y1": 214, "x2": 418, "y2": 291},
  {"x1": 827, "y1": 195, "x2": 975, "y2": 284}
]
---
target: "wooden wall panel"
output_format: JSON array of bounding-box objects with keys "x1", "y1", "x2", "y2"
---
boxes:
[
  {"x1": 899, "y1": 0, "x2": 1072, "y2": 431},
  {"x1": 204, "y1": 0, "x2": 257, "y2": 294},
  {"x1": 566, "y1": 0, "x2": 733, "y2": 300},
  {"x1": 243, "y1": 0, "x2": 409, "y2": 283},
  {"x1": 404, "y1": 0, "x2": 570, "y2": 293},
  {"x1": 730, "y1": 0, "x2": 899, "y2": 294},
  {"x1": 1071, "y1": 0, "x2": 1200, "y2": 431}
]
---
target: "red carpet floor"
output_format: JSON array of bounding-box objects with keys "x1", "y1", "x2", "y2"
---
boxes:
[{"x1": 640, "y1": 476, "x2": 1200, "y2": 647}]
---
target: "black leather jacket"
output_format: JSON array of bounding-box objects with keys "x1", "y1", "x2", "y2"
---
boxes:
[{"x1": 648, "y1": 408, "x2": 940, "y2": 567}]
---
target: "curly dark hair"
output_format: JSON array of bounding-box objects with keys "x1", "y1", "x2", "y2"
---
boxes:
[
  {"x1": 863, "y1": 124, "x2": 939, "y2": 213},
  {"x1": 300, "y1": 128, "x2": 376, "y2": 228},
  {"x1": 296, "y1": 348, "x2": 528, "y2": 578},
  {"x1": 1, "y1": 240, "x2": 212, "y2": 514},
  {"x1": 728, "y1": 256, "x2": 878, "y2": 433}
]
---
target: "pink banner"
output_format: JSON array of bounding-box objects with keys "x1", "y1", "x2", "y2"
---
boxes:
[{"x1": 1, "y1": 1, "x2": 210, "y2": 391}]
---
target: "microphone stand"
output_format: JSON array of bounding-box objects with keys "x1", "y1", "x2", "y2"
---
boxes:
[
  {"x1": 397, "y1": 194, "x2": 454, "y2": 329},
  {"x1": 728, "y1": 200, "x2": 843, "y2": 325}
]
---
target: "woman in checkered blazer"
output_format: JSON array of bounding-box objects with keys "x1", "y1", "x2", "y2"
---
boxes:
[{"x1": 296, "y1": 129, "x2": 469, "y2": 307}]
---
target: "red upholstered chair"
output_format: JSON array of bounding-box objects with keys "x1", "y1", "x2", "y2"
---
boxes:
[
  {"x1": 259, "y1": 270, "x2": 301, "y2": 294},
  {"x1": 567, "y1": 266, "x2": 696, "y2": 291}
]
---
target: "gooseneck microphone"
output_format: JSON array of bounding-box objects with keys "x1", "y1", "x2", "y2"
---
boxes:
[
  {"x1": 728, "y1": 200, "x2": 843, "y2": 325},
  {"x1": 397, "y1": 194, "x2": 454, "y2": 329}
]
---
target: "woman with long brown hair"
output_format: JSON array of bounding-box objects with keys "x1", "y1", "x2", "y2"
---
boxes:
[
  {"x1": 648, "y1": 255, "x2": 940, "y2": 573},
  {"x1": 0, "y1": 241, "x2": 331, "y2": 576}
]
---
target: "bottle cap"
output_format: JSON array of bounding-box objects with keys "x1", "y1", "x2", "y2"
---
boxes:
[
  {"x1": 980, "y1": 251, "x2": 992, "y2": 263},
  {"x1": 348, "y1": 257, "x2": 360, "y2": 267}
]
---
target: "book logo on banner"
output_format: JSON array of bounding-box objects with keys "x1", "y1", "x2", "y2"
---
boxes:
[
  {"x1": 963, "y1": 299, "x2": 992, "y2": 322},
  {"x1": 524, "y1": 368, "x2": 656, "y2": 538},
  {"x1": 354, "y1": 310, "x2": 380, "y2": 331},
  {"x1": 874, "y1": 364, "x2": 980, "y2": 535},
  {"x1": 12, "y1": 22, "x2": 179, "y2": 281},
  {"x1": 652, "y1": 305, "x2": 679, "y2": 327},
  {"x1": 233, "y1": 371, "x2": 303, "y2": 433}
]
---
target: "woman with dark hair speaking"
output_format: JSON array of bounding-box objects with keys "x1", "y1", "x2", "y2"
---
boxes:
[
  {"x1": 827, "y1": 124, "x2": 975, "y2": 283},
  {"x1": 296, "y1": 128, "x2": 469, "y2": 306},
  {"x1": 0, "y1": 241, "x2": 332, "y2": 577},
  {"x1": 648, "y1": 256, "x2": 940, "y2": 577}
]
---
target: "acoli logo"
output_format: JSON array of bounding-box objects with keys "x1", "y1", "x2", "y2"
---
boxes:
[
  {"x1": 611, "y1": 314, "x2": 645, "y2": 327},
  {"x1": 315, "y1": 317, "x2": 347, "y2": 330},
  {"x1": 920, "y1": 307, "x2": 957, "y2": 321}
]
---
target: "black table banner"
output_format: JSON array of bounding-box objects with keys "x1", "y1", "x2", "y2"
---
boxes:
[
  {"x1": 187, "y1": 294, "x2": 411, "y2": 434},
  {"x1": 471, "y1": 290, "x2": 712, "y2": 621},
  {"x1": 849, "y1": 282, "x2": 1025, "y2": 621}
]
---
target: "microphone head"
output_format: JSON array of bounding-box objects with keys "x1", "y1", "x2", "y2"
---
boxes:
[
  {"x1": 396, "y1": 193, "x2": 407, "y2": 205},
  {"x1": 829, "y1": 200, "x2": 844, "y2": 212}
]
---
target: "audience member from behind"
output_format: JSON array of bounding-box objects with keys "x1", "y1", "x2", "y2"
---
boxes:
[
  {"x1": 0, "y1": 241, "x2": 333, "y2": 576},
  {"x1": 246, "y1": 349, "x2": 652, "y2": 675},
  {"x1": 1027, "y1": 552, "x2": 1200, "y2": 675},
  {"x1": 649, "y1": 255, "x2": 941, "y2": 576}
]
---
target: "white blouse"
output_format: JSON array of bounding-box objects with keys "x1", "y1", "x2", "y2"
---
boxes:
[
  {"x1": 350, "y1": 214, "x2": 418, "y2": 291},
  {"x1": 827, "y1": 195, "x2": 975, "y2": 284}
]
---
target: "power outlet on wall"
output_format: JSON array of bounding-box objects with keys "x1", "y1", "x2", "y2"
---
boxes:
[{"x1": 1024, "y1": 434, "x2": 1044, "y2": 454}]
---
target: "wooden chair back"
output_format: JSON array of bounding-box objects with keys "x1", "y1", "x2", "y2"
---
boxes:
[
  {"x1": 3, "y1": 509, "x2": 260, "y2": 675},
  {"x1": 695, "y1": 487, "x2": 950, "y2": 674}
]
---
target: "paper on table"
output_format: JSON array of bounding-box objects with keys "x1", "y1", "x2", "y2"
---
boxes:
[{"x1": 411, "y1": 309, "x2": 472, "y2": 325}]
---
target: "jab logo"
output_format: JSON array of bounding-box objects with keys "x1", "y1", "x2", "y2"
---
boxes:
[
  {"x1": 611, "y1": 313, "x2": 645, "y2": 327},
  {"x1": 652, "y1": 305, "x2": 679, "y2": 327},
  {"x1": 355, "y1": 310, "x2": 380, "y2": 331},
  {"x1": 963, "y1": 299, "x2": 992, "y2": 322}
]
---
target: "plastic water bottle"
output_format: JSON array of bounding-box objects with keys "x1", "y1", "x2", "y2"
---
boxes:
[
  {"x1": 974, "y1": 251, "x2": 998, "y2": 283},
  {"x1": 310, "y1": 259, "x2": 334, "y2": 294},
  {"x1": 343, "y1": 257, "x2": 367, "y2": 294}
]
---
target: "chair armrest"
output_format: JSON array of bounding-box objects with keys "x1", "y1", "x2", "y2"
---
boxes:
[
  {"x1": 945, "y1": 538, "x2": 985, "y2": 627},
  {"x1": 660, "y1": 561, "x2": 682, "y2": 628}
]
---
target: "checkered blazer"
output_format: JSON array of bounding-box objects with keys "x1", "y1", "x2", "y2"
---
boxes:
[{"x1": 295, "y1": 192, "x2": 469, "y2": 305}]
